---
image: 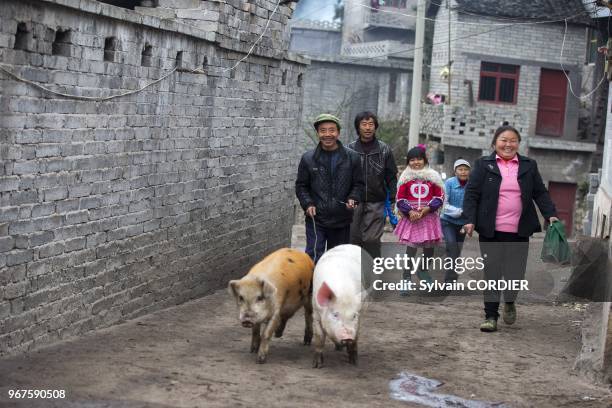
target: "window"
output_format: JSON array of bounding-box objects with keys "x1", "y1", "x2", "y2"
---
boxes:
[
  {"x1": 14, "y1": 22, "x2": 29, "y2": 51},
  {"x1": 52, "y1": 29, "x2": 72, "y2": 57},
  {"x1": 104, "y1": 37, "x2": 119, "y2": 62},
  {"x1": 388, "y1": 72, "x2": 397, "y2": 103},
  {"x1": 141, "y1": 43, "x2": 152, "y2": 67},
  {"x1": 478, "y1": 62, "x2": 519, "y2": 104}
]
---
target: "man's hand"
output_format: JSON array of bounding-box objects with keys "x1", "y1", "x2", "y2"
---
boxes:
[
  {"x1": 346, "y1": 199, "x2": 357, "y2": 209},
  {"x1": 306, "y1": 206, "x2": 316, "y2": 218},
  {"x1": 419, "y1": 207, "x2": 431, "y2": 217},
  {"x1": 463, "y1": 223, "x2": 475, "y2": 237},
  {"x1": 549, "y1": 216, "x2": 559, "y2": 224}
]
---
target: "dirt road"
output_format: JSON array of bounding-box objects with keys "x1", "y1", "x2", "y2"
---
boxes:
[{"x1": 0, "y1": 227, "x2": 610, "y2": 407}]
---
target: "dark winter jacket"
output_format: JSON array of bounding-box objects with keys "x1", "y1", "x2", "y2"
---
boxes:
[
  {"x1": 347, "y1": 137, "x2": 397, "y2": 203},
  {"x1": 295, "y1": 142, "x2": 364, "y2": 229},
  {"x1": 463, "y1": 152, "x2": 557, "y2": 238}
]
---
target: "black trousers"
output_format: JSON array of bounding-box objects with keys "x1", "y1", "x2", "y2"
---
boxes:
[
  {"x1": 305, "y1": 219, "x2": 350, "y2": 263},
  {"x1": 402, "y1": 246, "x2": 434, "y2": 280},
  {"x1": 479, "y1": 231, "x2": 529, "y2": 320}
]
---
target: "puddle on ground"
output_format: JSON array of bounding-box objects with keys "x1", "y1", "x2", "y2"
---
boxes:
[{"x1": 389, "y1": 372, "x2": 509, "y2": 408}]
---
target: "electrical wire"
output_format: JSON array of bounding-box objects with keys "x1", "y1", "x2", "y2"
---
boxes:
[
  {"x1": 427, "y1": 0, "x2": 599, "y2": 22},
  {"x1": 0, "y1": 63, "x2": 179, "y2": 101},
  {"x1": 357, "y1": 2, "x2": 593, "y2": 26},
  {"x1": 0, "y1": 0, "x2": 282, "y2": 100},
  {"x1": 304, "y1": 23, "x2": 512, "y2": 73},
  {"x1": 560, "y1": 17, "x2": 608, "y2": 100}
]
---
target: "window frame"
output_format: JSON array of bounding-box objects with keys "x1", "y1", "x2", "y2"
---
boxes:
[{"x1": 477, "y1": 61, "x2": 520, "y2": 105}]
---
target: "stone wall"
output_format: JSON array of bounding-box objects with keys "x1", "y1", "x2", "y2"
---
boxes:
[
  {"x1": 289, "y1": 21, "x2": 342, "y2": 57},
  {"x1": 298, "y1": 56, "x2": 411, "y2": 150},
  {"x1": 0, "y1": 0, "x2": 306, "y2": 354}
]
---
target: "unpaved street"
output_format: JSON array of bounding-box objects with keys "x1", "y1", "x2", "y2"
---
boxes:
[{"x1": 0, "y1": 227, "x2": 610, "y2": 408}]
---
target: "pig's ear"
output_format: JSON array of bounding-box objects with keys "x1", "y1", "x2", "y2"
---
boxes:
[
  {"x1": 228, "y1": 280, "x2": 240, "y2": 298},
  {"x1": 259, "y1": 278, "x2": 277, "y2": 299},
  {"x1": 316, "y1": 281, "x2": 335, "y2": 307}
]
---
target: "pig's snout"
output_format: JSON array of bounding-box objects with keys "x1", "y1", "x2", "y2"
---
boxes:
[
  {"x1": 341, "y1": 339, "x2": 355, "y2": 346},
  {"x1": 240, "y1": 313, "x2": 256, "y2": 328},
  {"x1": 338, "y1": 327, "x2": 355, "y2": 342}
]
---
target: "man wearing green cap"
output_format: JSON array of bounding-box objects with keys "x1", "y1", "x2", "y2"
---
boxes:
[{"x1": 295, "y1": 114, "x2": 364, "y2": 262}]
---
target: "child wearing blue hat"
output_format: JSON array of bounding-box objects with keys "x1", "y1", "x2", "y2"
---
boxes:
[{"x1": 441, "y1": 158, "x2": 471, "y2": 283}]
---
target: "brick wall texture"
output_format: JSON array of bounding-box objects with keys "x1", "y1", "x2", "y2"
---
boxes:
[
  {"x1": 299, "y1": 59, "x2": 411, "y2": 149},
  {"x1": 0, "y1": 0, "x2": 306, "y2": 354},
  {"x1": 428, "y1": 2, "x2": 588, "y2": 143}
]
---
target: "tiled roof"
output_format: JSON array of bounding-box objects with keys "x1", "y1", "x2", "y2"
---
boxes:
[{"x1": 453, "y1": 0, "x2": 591, "y2": 24}]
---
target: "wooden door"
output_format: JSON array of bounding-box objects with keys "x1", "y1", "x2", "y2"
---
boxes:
[
  {"x1": 536, "y1": 69, "x2": 568, "y2": 137},
  {"x1": 547, "y1": 182, "x2": 576, "y2": 236}
]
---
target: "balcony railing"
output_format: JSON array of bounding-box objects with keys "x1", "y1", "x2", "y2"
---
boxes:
[
  {"x1": 341, "y1": 40, "x2": 413, "y2": 59},
  {"x1": 419, "y1": 104, "x2": 530, "y2": 149},
  {"x1": 367, "y1": 6, "x2": 416, "y2": 30}
]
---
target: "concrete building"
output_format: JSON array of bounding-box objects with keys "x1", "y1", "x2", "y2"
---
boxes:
[
  {"x1": 420, "y1": 0, "x2": 602, "y2": 235},
  {"x1": 580, "y1": 10, "x2": 611, "y2": 384},
  {"x1": 0, "y1": 0, "x2": 306, "y2": 354},
  {"x1": 289, "y1": 2, "x2": 414, "y2": 145},
  {"x1": 581, "y1": 76, "x2": 612, "y2": 385}
]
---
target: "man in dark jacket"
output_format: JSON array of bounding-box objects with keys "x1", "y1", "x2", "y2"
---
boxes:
[
  {"x1": 347, "y1": 111, "x2": 397, "y2": 259},
  {"x1": 296, "y1": 114, "x2": 364, "y2": 263}
]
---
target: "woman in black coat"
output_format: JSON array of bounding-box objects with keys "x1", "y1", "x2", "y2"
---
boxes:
[{"x1": 463, "y1": 125, "x2": 558, "y2": 332}]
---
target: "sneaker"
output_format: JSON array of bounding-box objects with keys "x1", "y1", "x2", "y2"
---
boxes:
[
  {"x1": 416, "y1": 269, "x2": 433, "y2": 284},
  {"x1": 503, "y1": 303, "x2": 517, "y2": 325},
  {"x1": 480, "y1": 318, "x2": 498, "y2": 332}
]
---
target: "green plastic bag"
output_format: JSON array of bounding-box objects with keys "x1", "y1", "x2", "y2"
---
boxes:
[{"x1": 541, "y1": 221, "x2": 571, "y2": 265}]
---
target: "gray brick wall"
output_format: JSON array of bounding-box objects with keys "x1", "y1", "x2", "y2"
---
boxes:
[
  {"x1": 299, "y1": 57, "x2": 411, "y2": 149},
  {"x1": 0, "y1": 0, "x2": 306, "y2": 354}
]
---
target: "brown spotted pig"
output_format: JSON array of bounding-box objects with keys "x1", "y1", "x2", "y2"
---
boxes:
[{"x1": 228, "y1": 248, "x2": 314, "y2": 363}]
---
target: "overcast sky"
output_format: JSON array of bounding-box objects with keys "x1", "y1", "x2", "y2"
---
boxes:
[{"x1": 293, "y1": 0, "x2": 337, "y2": 21}]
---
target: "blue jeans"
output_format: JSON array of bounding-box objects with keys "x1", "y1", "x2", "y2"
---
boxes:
[
  {"x1": 305, "y1": 219, "x2": 350, "y2": 264},
  {"x1": 441, "y1": 220, "x2": 465, "y2": 282}
]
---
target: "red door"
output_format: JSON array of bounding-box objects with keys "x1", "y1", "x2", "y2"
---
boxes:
[
  {"x1": 536, "y1": 69, "x2": 568, "y2": 137},
  {"x1": 547, "y1": 182, "x2": 576, "y2": 236}
]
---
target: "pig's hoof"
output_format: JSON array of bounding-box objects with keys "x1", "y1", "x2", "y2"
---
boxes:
[
  {"x1": 335, "y1": 343, "x2": 344, "y2": 351},
  {"x1": 256, "y1": 354, "x2": 267, "y2": 364},
  {"x1": 348, "y1": 352, "x2": 358, "y2": 365},
  {"x1": 303, "y1": 333, "x2": 312, "y2": 345},
  {"x1": 312, "y1": 352, "x2": 324, "y2": 368},
  {"x1": 250, "y1": 344, "x2": 259, "y2": 353}
]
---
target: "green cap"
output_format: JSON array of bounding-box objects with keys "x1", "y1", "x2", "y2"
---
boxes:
[{"x1": 313, "y1": 113, "x2": 341, "y2": 131}]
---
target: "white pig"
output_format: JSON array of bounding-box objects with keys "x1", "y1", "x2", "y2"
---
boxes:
[{"x1": 312, "y1": 244, "x2": 367, "y2": 368}]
